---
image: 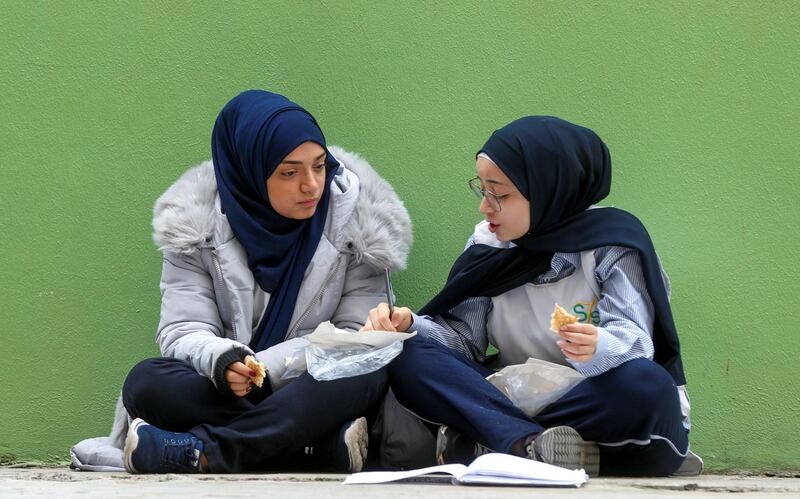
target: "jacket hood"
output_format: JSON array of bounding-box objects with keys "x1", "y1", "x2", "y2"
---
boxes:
[{"x1": 152, "y1": 146, "x2": 412, "y2": 270}]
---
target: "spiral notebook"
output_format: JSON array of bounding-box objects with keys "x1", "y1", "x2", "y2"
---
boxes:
[{"x1": 343, "y1": 453, "x2": 589, "y2": 487}]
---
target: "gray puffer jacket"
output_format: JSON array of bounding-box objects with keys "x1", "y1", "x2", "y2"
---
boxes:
[
  {"x1": 70, "y1": 147, "x2": 411, "y2": 470},
  {"x1": 151, "y1": 146, "x2": 413, "y2": 390}
]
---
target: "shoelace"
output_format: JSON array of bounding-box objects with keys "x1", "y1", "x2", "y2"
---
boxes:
[
  {"x1": 162, "y1": 439, "x2": 199, "y2": 470},
  {"x1": 474, "y1": 442, "x2": 492, "y2": 457},
  {"x1": 524, "y1": 442, "x2": 537, "y2": 460}
]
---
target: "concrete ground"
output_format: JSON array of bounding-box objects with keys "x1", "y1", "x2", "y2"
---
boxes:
[{"x1": 1, "y1": 467, "x2": 799, "y2": 498}]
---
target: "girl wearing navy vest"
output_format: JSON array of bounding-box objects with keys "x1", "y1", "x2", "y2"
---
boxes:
[
  {"x1": 119, "y1": 91, "x2": 411, "y2": 473},
  {"x1": 362, "y1": 116, "x2": 698, "y2": 476}
]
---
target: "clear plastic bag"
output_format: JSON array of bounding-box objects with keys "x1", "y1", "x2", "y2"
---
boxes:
[
  {"x1": 295, "y1": 321, "x2": 416, "y2": 382},
  {"x1": 487, "y1": 358, "x2": 585, "y2": 416},
  {"x1": 280, "y1": 343, "x2": 310, "y2": 381},
  {"x1": 306, "y1": 340, "x2": 405, "y2": 381}
]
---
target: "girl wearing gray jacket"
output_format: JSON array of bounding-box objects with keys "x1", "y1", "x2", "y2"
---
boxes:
[{"x1": 120, "y1": 90, "x2": 411, "y2": 474}]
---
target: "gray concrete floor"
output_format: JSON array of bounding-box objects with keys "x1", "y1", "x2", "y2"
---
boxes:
[{"x1": 1, "y1": 467, "x2": 799, "y2": 498}]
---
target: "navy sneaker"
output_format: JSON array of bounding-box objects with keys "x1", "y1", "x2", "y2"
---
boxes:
[
  {"x1": 124, "y1": 418, "x2": 204, "y2": 474},
  {"x1": 526, "y1": 426, "x2": 600, "y2": 477},
  {"x1": 434, "y1": 426, "x2": 492, "y2": 465},
  {"x1": 303, "y1": 417, "x2": 369, "y2": 472}
]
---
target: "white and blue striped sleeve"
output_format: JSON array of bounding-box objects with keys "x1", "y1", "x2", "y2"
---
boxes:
[
  {"x1": 410, "y1": 296, "x2": 492, "y2": 363},
  {"x1": 404, "y1": 233, "x2": 492, "y2": 362},
  {"x1": 568, "y1": 246, "x2": 658, "y2": 377}
]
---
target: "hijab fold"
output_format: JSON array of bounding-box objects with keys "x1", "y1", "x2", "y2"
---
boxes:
[
  {"x1": 419, "y1": 116, "x2": 685, "y2": 385},
  {"x1": 211, "y1": 90, "x2": 339, "y2": 351}
]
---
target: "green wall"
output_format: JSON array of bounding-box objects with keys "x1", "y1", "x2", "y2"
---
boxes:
[{"x1": 1, "y1": 1, "x2": 798, "y2": 470}]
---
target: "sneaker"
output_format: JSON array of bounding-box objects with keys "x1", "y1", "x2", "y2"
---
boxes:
[
  {"x1": 303, "y1": 417, "x2": 369, "y2": 472},
  {"x1": 124, "y1": 418, "x2": 204, "y2": 474},
  {"x1": 526, "y1": 426, "x2": 600, "y2": 477},
  {"x1": 671, "y1": 449, "x2": 704, "y2": 477},
  {"x1": 435, "y1": 426, "x2": 492, "y2": 465}
]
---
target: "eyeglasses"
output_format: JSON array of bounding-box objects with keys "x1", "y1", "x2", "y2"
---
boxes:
[{"x1": 467, "y1": 177, "x2": 517, "y2": 212}]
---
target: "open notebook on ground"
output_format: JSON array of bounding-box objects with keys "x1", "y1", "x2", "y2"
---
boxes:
[{"x1": 343, "y1": 453, "x2": 589, "y2": 487}]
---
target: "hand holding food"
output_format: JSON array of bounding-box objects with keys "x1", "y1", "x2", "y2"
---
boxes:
[
  {"x1": 550, "y1": 303, "x2": 578, "y2": 333},
  {"x1": 245, "y1": 356, "x2": 266, "y2": 388}
]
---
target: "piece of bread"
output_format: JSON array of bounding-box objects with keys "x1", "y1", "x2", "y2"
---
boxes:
[
  {"x1": 550, "y1": 303, "x2": 578, "y2": 333},
  {"x1": 245, "y1": 356, "x2": 267, "y2": 388}
]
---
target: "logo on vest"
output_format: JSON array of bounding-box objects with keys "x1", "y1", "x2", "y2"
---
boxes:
[{"x1": 572, "y1": 299, "x2": 600, "y2": 325}]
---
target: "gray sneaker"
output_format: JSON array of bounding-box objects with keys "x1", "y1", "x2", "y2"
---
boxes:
[
  {"x1": 340, "y1": 417, "x2": 369, "y2": 473},
  {"x1": 526, "y1": 426, "x2": 600, "y2": 477},
  {"x1": 303, "y1": 417, "x2": 369, "y2": 472},
  {"x1": 434, "y1": 426, "x2": 492, "y2": 465},
  {"x1": 671, "y1": 449, "x2": 704, "y2": 477}
]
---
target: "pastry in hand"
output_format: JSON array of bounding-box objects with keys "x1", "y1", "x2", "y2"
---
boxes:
[
  {"x1": 550, "y1": 303, "x2": 578, "y2": 333},
  {"x1": 245, "y1": 356, "x2": 267, "y2": 388}
]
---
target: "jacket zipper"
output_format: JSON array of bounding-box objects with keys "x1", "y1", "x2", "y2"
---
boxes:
[
  {"x1": 285, "y1": 255, "x2": 345, "y2": 340},
  {"x1": 211, "y1": 250, "x2": 238, "y2": 342}
]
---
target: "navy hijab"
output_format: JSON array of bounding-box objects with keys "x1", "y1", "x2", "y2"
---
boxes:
[
  {"x1": 419, "y1": 116, "x2": 686, "y2": 385},
  {"x1": 211, "y1": 90, "x2": 339, "y2": 351}
]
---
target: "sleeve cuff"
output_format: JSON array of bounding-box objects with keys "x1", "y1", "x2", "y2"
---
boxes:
[
  {"x1": 409, "y1": 313, "x2": 433, "y2": 336},
  {"x1": 212, "y1": 346, "x2": 250, "y2": 393},
  {"x1": 568, "y1": 327, "x2": 611, "y2": 376}
]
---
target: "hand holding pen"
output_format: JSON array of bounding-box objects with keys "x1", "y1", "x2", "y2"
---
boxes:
[{"x1": 360, "y1": 269, "x2": 413, "y2": 332}]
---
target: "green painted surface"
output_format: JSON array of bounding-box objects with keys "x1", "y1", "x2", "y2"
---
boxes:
[{"x1": 1, "y1": 1, "x2": 798, "y2": 470}]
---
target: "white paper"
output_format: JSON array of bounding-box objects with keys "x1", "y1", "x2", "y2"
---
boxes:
[
  {"x1": 305, "y1": 321, "x2": 416, "y2": 349},
  {"x1": 343, "y1": 464, "x2": 468, "y2": 484},
  {"x1": 344, "y1": 453, "x2": 588, "y2": 487}
]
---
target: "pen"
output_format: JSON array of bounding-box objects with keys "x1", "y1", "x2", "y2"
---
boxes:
[{"x1": 383, "y1": 267, "x2": 394, "y2": 321}]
